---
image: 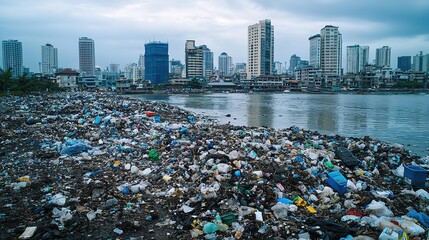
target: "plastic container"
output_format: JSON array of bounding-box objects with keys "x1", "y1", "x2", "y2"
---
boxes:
[
  {"x1": 378, "y1": 227, "x2": 408, "y2": 240},
  {"x1": 335, "y1": 147, "x2": 359, "y2": 167},
  {"x1": 326, "y1": 171, "x2": 347, "y2": 195},
  {"x1": 404, "y1": 165, "x2": 428, "y2": 187}
]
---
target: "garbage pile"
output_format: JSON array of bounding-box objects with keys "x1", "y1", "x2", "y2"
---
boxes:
[{"x1": 0, "y1": 92, "x2": 428, "y2": 239}]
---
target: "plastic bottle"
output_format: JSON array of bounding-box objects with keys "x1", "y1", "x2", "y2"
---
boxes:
[{"x1": 323, "y1": 157, "x2": 334, "y2": 169}]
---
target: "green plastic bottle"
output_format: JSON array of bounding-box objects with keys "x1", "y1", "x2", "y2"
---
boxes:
[{"x1": 323, "y1": 158, "x2": 334, "y2": 169}]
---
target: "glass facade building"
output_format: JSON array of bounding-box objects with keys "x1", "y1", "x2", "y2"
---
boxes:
[{"x1": 144, "y1": 42, "x2": 169, "y2": 85}]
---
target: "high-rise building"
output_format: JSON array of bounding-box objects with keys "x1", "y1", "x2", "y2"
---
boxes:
[
  {"x1": 78, "y1": 37, "x2": 95, "y2": 76},
  {"x1": 170, "y1": 59, "x2": 184, "y2": 78},
  {"x1": 201, "y1": 45, "x2": 214, "y2": 79},
  {"x1": 273, "y1": 61, "x2": 283, "y2": 74},
  {"x1": 185, "y1": 40, "x2": 203, "y2": 79},
  {"x1": 247, "y1": 19, "x2": 274, "y2": 79},
  {"x1": 144, "y1": 41, "x2": 169, "y2": 85},
  {"x1": 309, "y1": 34, "x2": 321, "y2": 68},
  {"x1": 41, "y1": 43, "x2": 58, "y2": 75},
  {"x1": 109, "y1": 64, "x2": 119, "y2": 74},
  {"x1": 2, "y1": 39, "x2": 23, "y2": 78},
  {"x1": 289, "y1": 54, "x2": 301, "y2": 72},
  {"x1": 124, "y1": 63, "x2": 139, "y2": 84},
  {"x1": 320, "y1": 25, "x2": 342, "y2": 77},
  {"x1": 138, "y1": 54, "x2": 145, "y2": 80},
  {"x1": 397, "y1": 56, "x2": 411, "y2": 72},
  {"x1": 413, "y1": 51, "x2": 429, "y2": 73},
  {"x1": 346, "y1": 45, "x2": 369, "y2": 74},
  {"x1": 218, "y1": 52, "x2": 232, "y2": 77},
  {"x1": 375, "y1": 46, "x2": 391, "y2": 67}
]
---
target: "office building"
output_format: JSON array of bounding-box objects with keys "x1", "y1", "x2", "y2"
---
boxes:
[
  {"x1": 218, "y1": 52, "x2": 232, "y2": 77},
  {"x1": 289, "y1": 54, "x2": 301, "y2": 72},
  {"x1": 41, "y1": 43, "x2": 58, "y2": 75},
  {"x1": 320, "y1": 25, "x2": 342, "y2": 77},
  {"x1": 79, "y1": 37, "x2": 95, "y2": 76},
  {"x1": 346, "y1": 45, "x2": 369, "y2": 74},
  {"x1": 375, "y1": 46, "x2": 391, "y2": 67},
  {"x1": 201, "y1": 45, "x2": 214, "y2": 79},
  {"x1": 2, "y1": 39, "x2": 23, "y2": 78},
  {"x1": 397, "y1": 56, "x2": 411, "y2": 72},
  {"x1": 309, "y1": 34, "x2": 321, "y2": 68},
  {"x1": 144, "y1": 41, "x2": 169, "y2": 85},
  {"x1": 185, "y1": 40, "x2": 203, "y2": 79},
  {"x1": 247, "y1": 19, "x2": 274, "y2": 79}
]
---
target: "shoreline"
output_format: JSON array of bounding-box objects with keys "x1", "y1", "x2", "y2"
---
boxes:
[{"x1": 1, "y1": 92, "x2": 428, "y2": 239}]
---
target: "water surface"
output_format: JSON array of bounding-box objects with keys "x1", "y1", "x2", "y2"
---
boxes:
[{"x1": 133, "y1": 93, "x2": 429, "y2": 156}]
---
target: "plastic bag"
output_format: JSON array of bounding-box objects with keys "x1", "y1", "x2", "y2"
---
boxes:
[
  {"x1": 365, "y1": 200, "x2": 393, "y2": 217},
  {"x1": 399, "y1": 219, "x2": 425, "y2": 236}
]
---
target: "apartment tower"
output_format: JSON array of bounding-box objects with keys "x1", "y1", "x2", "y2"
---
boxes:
[
  {"x1": 78, "y1": 37, "x2": 95, "y2": 76},
  {"x1": 346, "y1": 45, "x2": 369, "y2": 74},
  {"x1": 2, "y1": 39, "x2": 23, "y2": 78},
  {"x1": 375, "y1": 46, "x2": 391, "y2": 68},
  {"x1": 247, "y1": 19, "x2": 274, "y2": 79},
  {"x1": 320, "y1": 25, "x2": 342, "y2": 77},
  {"x1": 185, "y1": 40, "x2": 203, "y2": 79},
  {"x1": 41, "y1": 43, "x2": 58, "y2": 75}
]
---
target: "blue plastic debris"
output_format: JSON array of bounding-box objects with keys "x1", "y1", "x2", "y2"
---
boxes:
[{"x1": 60, "y1": 144, "x2": 92, "y2": 155}]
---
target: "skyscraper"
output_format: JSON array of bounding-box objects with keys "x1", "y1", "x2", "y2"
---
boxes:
[
  {"x1": 144, "y1": 41, "x2": 169, "y2": 85},
  {"x1": 320, "y1": 25, "x2": 342, "y2": 77},
  {"x1": 289, "y1": 54, "x2": 301, "y2": 72},
  {"x1": 397, "y1": 56, "x2": 411, "y2": 72},
  {"x1": 218, "y1": 52, "x2": 232, "y2": 77},
  {"x1": 375, "y1": 46, "x2": 391, "y2": 67},
  {"x1": 247, "y1": 19, "x2": 274, "y2": 79},
  {"x1": 346, "y1": 45, "x2": 369, "y2": 74},
  {"x1": 79, "y1": 37, "x2": 95, "y2": 76},
  {"x1": 138, "y1": 54, "x2": 145, "y2": 80},
  {"x1": 2, "y1": 39, "x2": 23, "y2": 78},
  {"x1": 309, "y1": 34, "x2": 321, "y2": 68},
  {"x1": 201, "y1": 45, "x2": 214, "y2": 79},
  {"x1": 41, "y1": 43, "x2": 58, "y2": 75},
  {"x1": 185, "y1": 40, "x2": 203, "y2": 79}
]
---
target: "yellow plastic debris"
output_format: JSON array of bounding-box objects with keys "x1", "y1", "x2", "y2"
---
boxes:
[
  {"x1": 306, "y1": 206, "x2": 317, "y2": 213},
  {"x1": 163, "y1": 175, "x2": 172, "y2": 181},
  {"x1": 18, "y1": 176, "x2": 31, "y2": 183}
]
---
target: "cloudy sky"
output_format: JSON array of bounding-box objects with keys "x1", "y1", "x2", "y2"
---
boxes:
[{"x1": 1, "y1": 0, "x2": 428, "y2": 72}]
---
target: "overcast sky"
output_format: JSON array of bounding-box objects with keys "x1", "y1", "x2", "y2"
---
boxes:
[{"x1": 1, "y1": 0, "x2": 428, "y2": 72}]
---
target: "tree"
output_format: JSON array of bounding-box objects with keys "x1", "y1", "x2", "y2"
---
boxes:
[{"x1": 0, "y1": 68, "x2": 13, "y2": 93}]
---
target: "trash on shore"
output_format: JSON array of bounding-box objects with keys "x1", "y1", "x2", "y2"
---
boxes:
[{"x1": 0, "y1": 92, "x2": 428, "y2": 239}]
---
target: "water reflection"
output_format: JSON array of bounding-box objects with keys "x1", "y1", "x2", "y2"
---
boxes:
[
  {"x1": 133, "y1": 93, "x2": 429, "y2": 156},
  {"x1": 247, "y1": 94, "x2": 273, "y2": 127},
  {"x1": 307, "y1": 95, "x2": 338, "y2": 133}
]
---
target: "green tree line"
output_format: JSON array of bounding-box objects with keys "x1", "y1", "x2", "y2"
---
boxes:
[{"x1": 0, "y1": 68, "x2": 60, "y2": 94}]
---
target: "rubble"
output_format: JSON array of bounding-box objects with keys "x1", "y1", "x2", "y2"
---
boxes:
[{"x1": 0, "y1": 92, "x2": 428, "y2": 239}]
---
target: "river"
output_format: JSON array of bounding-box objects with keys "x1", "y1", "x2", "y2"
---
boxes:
[{"x1": 131, "y1": 92, "x2": 429, "y2": 157}]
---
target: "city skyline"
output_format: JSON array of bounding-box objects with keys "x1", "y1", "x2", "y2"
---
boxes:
[{"x1": 1, "y1": 0, "x2": 428, "y2": 72}]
